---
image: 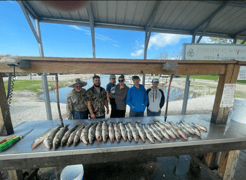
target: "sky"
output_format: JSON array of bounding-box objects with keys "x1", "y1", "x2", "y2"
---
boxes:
[{"x1": 0, "y1": 1, "x2": 212, "y2": 59}]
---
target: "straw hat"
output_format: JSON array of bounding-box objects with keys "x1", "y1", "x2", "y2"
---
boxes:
[{"x1": 68, "y1": 78, "x2": 87, "y2": 88}]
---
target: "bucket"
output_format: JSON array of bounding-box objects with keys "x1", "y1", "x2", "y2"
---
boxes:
[
  {"x1": 60, "y1": 164, "x2": 84, "y2": 180},
  {"x1": 231, "y1": 98, "x2": 246, "y2": 124}
]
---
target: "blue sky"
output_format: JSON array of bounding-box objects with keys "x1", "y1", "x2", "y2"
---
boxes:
[{"x1": 0, "y1": 1, "x2": 211, "y2": 59}]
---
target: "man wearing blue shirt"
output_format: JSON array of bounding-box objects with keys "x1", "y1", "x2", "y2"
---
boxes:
[
  {"x1": 126, "y1": 76, "x2": 148, "y2": 117},
  {"x1": 106, "y1": 74, "x2": 116, "y2": 118}
]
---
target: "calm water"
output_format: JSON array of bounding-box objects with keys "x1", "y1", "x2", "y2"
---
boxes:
[{"x1": 40, "y1": 75, "x2": 194, "y2": 103}]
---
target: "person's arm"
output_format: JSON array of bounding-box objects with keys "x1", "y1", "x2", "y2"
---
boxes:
[
  {"x1": 159, "y1": 89, "x2": 165, "y2": 109},
  {"x1": 87, "y1": 101, "x2": 96, "y2": 119},
  {"x1": 146, "y1": 89, "x2": 151, "y2": 108},
  {"x1": 104, "y1": 100, "x2": 109, "y2": 114},
  {"x1": 126, "y1": 89, "x2": 134, "y2": 109},
  {"x1": 66, "y1": 97, "x2": 73, "y2": 119},
  {"x1": 106, "y1": 84, "x2": 111, "y2": 102},
  {"x1": 144, "y1": 88, "x2": 149, "y2": 107}
]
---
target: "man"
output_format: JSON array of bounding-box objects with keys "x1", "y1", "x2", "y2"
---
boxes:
[
  {"x1": 110, "y1": 75, "x2": 129, "y2": 118},
  {"x1": 66, "y1": 78, "x2": 88, "y2": 119},
  {"x1": 147, "y1": 78, "x2": 165, "y2": 116},
  {"x1": 86, "y1": 75, "x2": 109, "y2": 119},
  {"x1": 106, "y1": 74, "x2": 116, "y2": 118},
  {"x1": 126, "y1": 75, "x2": 148, "y2": 117}
]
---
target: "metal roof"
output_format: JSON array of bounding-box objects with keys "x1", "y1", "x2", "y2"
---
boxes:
[{"x1": 20, "y1": 1, "x2": 246, "y2": 39}]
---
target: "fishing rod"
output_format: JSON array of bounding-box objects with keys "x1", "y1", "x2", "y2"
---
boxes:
[
  {"x1": 165, "y1": 74, "x2": 174, "y2": 122},
  {"x1": 55, "y1": 73, "x2": 64, "y2": 127}
]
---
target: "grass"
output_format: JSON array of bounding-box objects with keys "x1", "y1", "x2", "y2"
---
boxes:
[
  {"x1": 181, "y1": 75, "x2": 246, "y2": 84},
  {"x1": 4, "y1": 80, "x2": 66, "y2": 93}
]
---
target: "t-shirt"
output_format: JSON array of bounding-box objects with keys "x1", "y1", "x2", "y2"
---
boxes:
[{"x1": 106, "y1": 83, "x2": 116, "y2": 93}]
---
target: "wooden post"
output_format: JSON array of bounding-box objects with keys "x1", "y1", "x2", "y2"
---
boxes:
[
  {"x1": 0, "y1": 73, "x2": 13, "y2": 135},
  {"x1": 8, "y1": 170, "x2": 23, "y2": 180},
  {"x1": 204, "y1": 152, "x2": 219, "y2": 169},
  {"x1": 217, "y1": 150, "x2": 241, "y2": 180}
]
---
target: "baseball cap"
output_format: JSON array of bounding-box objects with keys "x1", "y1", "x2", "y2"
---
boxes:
[
  {"x1": 152, "y1": 78, "x2": 159, "y2": 83},
  {"x1": 110, "y1": 74, "x2": 116, "y2": 79}
]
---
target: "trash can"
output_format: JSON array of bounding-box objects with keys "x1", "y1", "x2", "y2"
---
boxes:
[
  {"x1": 60, "y1": 164, "x2": 84, "y2": 180},
  {"x1": 231, "y1": 98, "x2": 246, "y2": 124}
]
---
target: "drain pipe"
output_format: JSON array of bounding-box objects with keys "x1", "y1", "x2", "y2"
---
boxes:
[{"x1": 55, "y1": 73, "x2": 64, "y2": 127}]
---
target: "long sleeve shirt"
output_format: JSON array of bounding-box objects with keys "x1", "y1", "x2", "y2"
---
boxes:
[{"x1": 126, "y1": 85, "x2": 148, "y2": 112}]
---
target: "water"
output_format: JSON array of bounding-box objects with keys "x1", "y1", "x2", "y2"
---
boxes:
[{"x1": 40, "y1": 75, "x2": 194, "y2": 103}]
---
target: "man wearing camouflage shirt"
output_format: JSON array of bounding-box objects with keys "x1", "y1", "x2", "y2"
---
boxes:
[
  {"x1": 86, "y1": 75, "x2": 109, "y2": 119},
  {"x1": 66, "y1": 78, "x2": 88, "y2": 119}
]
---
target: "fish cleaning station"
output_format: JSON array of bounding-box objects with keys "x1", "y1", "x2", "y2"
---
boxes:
[{"x1": 0, "y1": 1, "x2": 246, "y2": 180}]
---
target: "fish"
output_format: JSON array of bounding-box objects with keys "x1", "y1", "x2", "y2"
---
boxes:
[
  {"x1": 158, "y1": 121, "x2": 180, "y2": 138},
  {"x1": 169, "y1": 122, "x2": 187, "y2": 140},
  {"x1": 147, "y1": 124, "x2": 162, "y2": 141},
  {"x1": 125, "y1": 124, "x2": 132, "y2": 142},
  {"x1": 150, "y1": 124, "x2": 163, "y2": 139},
  {"x1": 108, "y1": 122, "x2": 115, "y2": 143},
  {"x1": 192, "y1": 125, "x2": 202, "y2": 137},
  {"x1": 119, "y1": 122, "x2": 127, "y2": 141},
  {"x1": 114, "y1": 123, "x2": 121, "y2": 143},
  {"x1": 61, "y1": 124, "x2": 78, "y2": 146},
  {"x1": 153, "y1": 124, "x2": 170, "y2": 140},
  {"x1": 43, "y1": 125, "x2": 61, "y2": 150},
  {"x1": 128, "y1": 123, "x2": 139, "y2": 142},
  {"x1": 95, "y1": 122, "x2": 102, "y2": 141},
  {"x1": 80, "y1": 123, "x2": 93, "y2": 145},
  {"x1": 176, "y1": 123, "x2": 190, "y2": 137},
  {"x1": 102, "y1": 121, "x2": 109, "y2": 142},
  {"x1": 74, "y1": 125, "x2": 85, "y2": 146},
  {"x1": 53, "y1": 124, "x2": 70, "y2": 149},
  {"x1": 155, "y1": 122, "x2": 176, "y2": 139},
  {"x1": 31, "y1": 126, "x2": 56, "y2": 149},
  {"x1": 67, "y1": 127, "x2": 80, "y2": 146},
  {"x1": 88, "y1": 123, "x2": 98, "y2": 144},
  {"x1": 180, "y1": 121, "x2": 196, "y2": 134},
  {"x1": 143, "y1": 125, "x2": 155, "y2": 143},
  {"x1": 192, "y1": 123, "x2": 208, "y2": 132},
  {"x1": 135, "y1": 123, "x2": 146, "y2": 142}
]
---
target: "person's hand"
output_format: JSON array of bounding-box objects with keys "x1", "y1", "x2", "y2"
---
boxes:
[
  {"x1": 109, "y1": 93, "x2": 112, "y2": 98},
  {"x1": 132, "y1": 106, "x2": 135, "y2": 109},
  {"x1": 91, "y1": 114, "x2": 96, "y2": 119},
  {"x1": 107, "y1": 108, "x2": 109, "y2": 115}
]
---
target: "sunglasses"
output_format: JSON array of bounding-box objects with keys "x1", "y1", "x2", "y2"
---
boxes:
[{"x1": 118, "y1": 80, "x2": 124, "y2": 82}]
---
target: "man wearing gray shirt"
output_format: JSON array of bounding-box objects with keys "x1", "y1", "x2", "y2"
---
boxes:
[{"x1": 110, "y1": 75, "x2": 129, "y2": 118}]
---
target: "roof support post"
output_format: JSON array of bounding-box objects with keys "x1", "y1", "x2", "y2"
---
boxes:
[
  {"x1": 193, "y1": 1, "x2": 230, "y2": 34},
  {"x1": 182, "y1": 34, "x2": 196, "y2": 115},
  {"x1": 233, "y1": 38, "x2": 237, "y2": 44},
  {"x1": 241, "y1": 38, "x2": 246, "y2": 44},
  {"x1": 87, "y1": 3, "x2": 96, "y2": 58},
  {"x1": 35, "y1": 20, "x2": 53, "y2": 120},
  {"x1": 18, "y1": 1, "x2": 41, "y2": 44},
  {"x1": 143, "y1": 0, "x2": 161, "y2": 86}
]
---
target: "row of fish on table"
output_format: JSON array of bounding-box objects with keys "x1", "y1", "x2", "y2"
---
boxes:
[{"x1": 31, "y1": 120, "x2": 207, "y2": 150}]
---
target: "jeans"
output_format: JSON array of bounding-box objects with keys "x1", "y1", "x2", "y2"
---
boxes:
[
  {"x1": 72, "y1": 110, "x2": 87, "y2": 119},
  {"x1": 129, "y1": 110, "x2": 144, "y2": 117},
  {"x1": 147, "y1": 109, "x2": 161, "y2": 117},
  {"x1": 89, "y1": 114, "x2": 105, "y2": 119}
]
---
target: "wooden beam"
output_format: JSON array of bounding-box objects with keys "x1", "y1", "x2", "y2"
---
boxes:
[
  {"x1": 211, "y1": 64, "x2": 235, "y2": 124},
  {"x1": 204, "y1": 152, "x2": 219, "y2": 169},
  {"x1": 0, "y1": 61, "x2": 227, "y2": 75},
  {"x1": 0, "y1": 74, "x2": 13, "y2": 135},
  {"x1": 190, "y1": 155, "x2": 221, "y2": 180},
  {"x1": 217, "y1": 150, "x2": 240, "y2": 180},
  {"x1": 8, "y1": 170, "x2": 23, "y2": 180}
]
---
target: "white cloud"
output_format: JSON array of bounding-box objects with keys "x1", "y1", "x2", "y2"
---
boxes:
[
  {"x1": 199, "y1": 36, "x2": 212, "y2": 43},
  {"x1": 131, "y1": 33, "x2": 189, "y2": 57},
  {"x1": 69, "y1": 25, "x2": 118, "y2": 45},
  {"x1": 114, "y1": 44, "x2": 120, "y2": 47},
  {"x1": 131, "y1": 49, "x2": 144, "y2": 57}
]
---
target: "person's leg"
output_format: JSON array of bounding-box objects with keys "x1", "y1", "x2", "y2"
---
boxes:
[
  {"x1": 156, "y1": 110, "x2": 161, "y2": 116},
  {"x1": 80, "y1": 111, "x2": 87, "y2": 119},
  {"x1": 118, "y1": 110, "x2": 126, "y2": 118},
  {"x1": 130, "y1": 110, "x2": 138, "y2": 117},
  {"x1": 111, "y1": 108, "x2": 117, "y2": 118},
  {"x1": 72, "y1": 110, "x2": 81, "y2": 119},
  {"x1": 138, "y1": 112, "x2": 144, "y2": 117}
]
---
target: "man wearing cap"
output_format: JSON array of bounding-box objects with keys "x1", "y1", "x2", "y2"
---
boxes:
[
  {"x1": 126, "y1": 75, "x2": 148, "y2": 117},
  {"x1": 66, "y1": 78, "x2": 88, "y2": 119},
  {"x1": 106, "y1": 74, "x2": 117, "y2": 118},
  {"x1": 86, "y1": 75, "x2": 109, "y2": 119},
  {"x1": 146, "y1": 78, "x2": 165, "y2": 116}
]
